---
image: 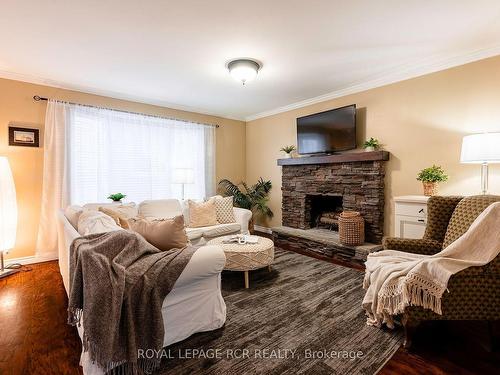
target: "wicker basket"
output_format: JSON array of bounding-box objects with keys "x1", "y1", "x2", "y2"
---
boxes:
[
  {"x1": 422, "y1": 181, "x2": 438, "y2": 196},
  {"x1": 338, "y1": 211, "x2": 365, "y2": 246}
]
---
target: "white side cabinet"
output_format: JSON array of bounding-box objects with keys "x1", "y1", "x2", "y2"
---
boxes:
[{"x1": 394, "y1": 195, "x2": 429, "y2": 239}]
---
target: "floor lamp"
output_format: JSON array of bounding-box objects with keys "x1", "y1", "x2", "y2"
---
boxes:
[
  {"x1": 460, "y1": 133, "x2": 500, "y2": 194},
  {"x1": 173, "y1": 168, "x2": 194, "y2": 200},
  {"x1": 0, "y1": 157, "x2": 18, "y2": 279}
]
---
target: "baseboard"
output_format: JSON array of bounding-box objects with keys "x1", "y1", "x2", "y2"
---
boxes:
[
  {"x1": 254, "y1": 225, "x2": 273, "y2": 234},
  {"x1": 4, "y1": 254, "x2": 58, "y2": 266}
]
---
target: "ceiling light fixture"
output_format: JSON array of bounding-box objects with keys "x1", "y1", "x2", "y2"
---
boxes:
[{"x1": 227, "y1": 59, "x2": 261, "y2": 85}]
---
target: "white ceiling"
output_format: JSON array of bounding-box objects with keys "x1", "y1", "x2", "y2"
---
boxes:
[{"x1": 2, "y1": 0, "x2": 500, "y2": 121}]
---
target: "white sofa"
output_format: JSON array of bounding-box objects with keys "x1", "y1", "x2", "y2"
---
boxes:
[
  {"x1": 56, "y1": 197, "x2": 251, "y2": 375},
  {"x1": 138, "y1": 198, "x2": 252, "y2": 245}
]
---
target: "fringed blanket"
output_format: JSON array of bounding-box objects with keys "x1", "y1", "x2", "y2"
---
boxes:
[
  {"x1": 363, "y1": 202, "x2": 500, "y2": 328},
  {"x1": 68, "y1": 230, "x2": 196, "y2": 375}
]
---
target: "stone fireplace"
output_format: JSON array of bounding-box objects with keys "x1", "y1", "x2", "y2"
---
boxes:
[{"x1": 273, "y1": 151, "x2": 389, "y2": 264}]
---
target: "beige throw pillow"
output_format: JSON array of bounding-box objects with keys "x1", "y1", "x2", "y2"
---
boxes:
[
  {"x1": 188, "y1": 198, "x2": 218, "y2": 228},
  {"x1": 214, "y1": 196, "x2": 236, "y2": 224},
  {"x1": 128, "y1": 215, "x2": 188, "y2": 251},
  {"x1": 99, "y1": 203, "x2": 138, "y2": 229}
]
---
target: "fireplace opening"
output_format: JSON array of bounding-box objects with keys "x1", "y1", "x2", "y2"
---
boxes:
[{"x1": 306, "y1": 194, "x2": 343, "y2": 230}]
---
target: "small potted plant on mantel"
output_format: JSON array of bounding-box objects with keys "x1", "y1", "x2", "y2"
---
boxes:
[
  {"x1": 108, "y1": 193, "x2": 126, "y2": 203},
  {"x1": 363, "y1": 137, "x2": 380, "y2": 152},
  {"x1": 416, "y1": 165, "x2": 448, "y2": 196},
  {"x1": 280, "y1": 145, "x2": 296, "y2": 158}
]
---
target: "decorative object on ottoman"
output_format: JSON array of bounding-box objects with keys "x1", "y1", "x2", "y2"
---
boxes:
[
  {"x1": 280, "y1": 145, "x2": 296, "y2": 158},
  {"x1": 339, "y1": 211, "x2": 365, "y2": 246},
  {"x1": 208, "y1": 235, "x2": 274, "y2": 288},
  {"x1": 416, "y1": 165, "x2": 448, "y2": 196},
  {"x1": 363, "y1": 137, "x2": 380, "y2": 152},
  {"x1": 107, "y1": 192, "x2": 126, "y2": 203}
]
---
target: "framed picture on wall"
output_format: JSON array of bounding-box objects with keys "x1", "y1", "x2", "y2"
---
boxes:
[{"x1": 8, "y1": 126, "x2": 40, "y2": 147}]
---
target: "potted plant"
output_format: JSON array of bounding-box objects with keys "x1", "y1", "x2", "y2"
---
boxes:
[
  {"x1": 416, "y1": 165, "x2": 448, "y2": 196},
  {"x1": 363, "y1": 137, "x2": 380, "y2": 152},
  {"x1": 107, "y1": 193, "x2": 126, "y2": 203},
  {"x1": 218, "y1": 178, "x2": 274, "y2": 232},
  {"x1": 280, "y1": 145, "x2": 296, "y2": 158}
]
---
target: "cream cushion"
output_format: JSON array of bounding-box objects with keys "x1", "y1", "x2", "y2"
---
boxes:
[
  {"x1": 77, "y1": 210, "x2": 122, "y2": 236},
  {"x1": 201, "y1": 223, "x2": 241, "y2": 238},
  {"x1": 64, "y1": 205, "x2": 84, "y2": 230},
  {"x1": 185, "y1": 223, "x2": 241, "y2": 240},
  {"x1": 138, "y1": 199, "x2": 182, "y2": 219},
  {"x1": 188, "y1": 198, "x2": 218, "y2": 228}
]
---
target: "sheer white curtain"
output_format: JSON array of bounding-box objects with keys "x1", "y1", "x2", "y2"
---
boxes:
[
  {"x1": 36, "y1": 100, "x2": 216, "y2": 256},
  {"x1": 68, "y1": 105, "x2": 216, "y2": 204},
  {"x1": 36, "y1": 101, "x2": 71, "y2": 258}
]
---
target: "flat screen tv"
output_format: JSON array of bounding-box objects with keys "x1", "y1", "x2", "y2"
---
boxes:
[{"x1": 297, "y1": 104, "x2": 356, "y2": 154}]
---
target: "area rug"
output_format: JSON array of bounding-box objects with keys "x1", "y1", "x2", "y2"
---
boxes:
[{"x1": 158, "y1": 250, "x2": 403, "y2": 375}]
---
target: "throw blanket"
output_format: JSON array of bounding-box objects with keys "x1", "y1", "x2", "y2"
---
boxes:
[
  {"x1": 363, "y1": 202, "x2": 500, "y2": 328},
  {"x1": 68, "y1": 230, "x2": 196, "y2": 375}
]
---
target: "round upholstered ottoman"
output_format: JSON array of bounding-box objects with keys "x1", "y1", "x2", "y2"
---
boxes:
[{"x1": 207, "y1": 236, "x2": 274, "y2": 288}]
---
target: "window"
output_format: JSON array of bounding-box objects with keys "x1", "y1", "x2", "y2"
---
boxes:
[{"x1": 68, "y1": 105, "x2": 215, "y2": 205}]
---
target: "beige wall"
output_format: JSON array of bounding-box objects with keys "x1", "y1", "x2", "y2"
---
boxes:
[
  {"x1": 246, "y1": 55, "x2": 500, "y2": 236},
  {"x1": 0, "y1": 77, "x2": 246, "y2": 260}
]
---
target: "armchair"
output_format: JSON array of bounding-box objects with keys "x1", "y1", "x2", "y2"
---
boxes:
[{"x1": 382, "y1": 195, "x2": 500, "y2": 348}]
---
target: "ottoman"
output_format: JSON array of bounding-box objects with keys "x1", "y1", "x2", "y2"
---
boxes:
[{"x1": 207, "y1": 235, "x2": 274, "y2": 288}]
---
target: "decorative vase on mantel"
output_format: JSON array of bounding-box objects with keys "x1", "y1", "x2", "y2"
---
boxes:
[
  {"x1": 422, "y1": 181, "x2": 438, "y2": 196},
  {"x1": 364, "y1": 146, "x2": 375, "y2": 152},
  {"x1": 285, "y1": 153, "x2": 293, "y2": 158}
]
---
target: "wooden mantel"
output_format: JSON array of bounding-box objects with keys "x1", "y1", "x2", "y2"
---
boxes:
[{"x1": 277, "y1": 150, "x2": 390, "y2": 166}]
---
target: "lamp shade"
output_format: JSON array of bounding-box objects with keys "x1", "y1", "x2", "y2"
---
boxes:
[
  {"x1": 0, "y1": 157, "x2": 17, "y2": 251},
  {"x1": 460, "y1": 133, "x2": 500, "y2": 164},
  {"x1": 172, "y1": 168, "x2": 194, "y2": 184}
]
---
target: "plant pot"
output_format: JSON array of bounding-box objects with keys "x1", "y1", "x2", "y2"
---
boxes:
[
  {"x1": 248, "y1": 217, "x2": 255, "y2": 233},
  {"x1": 364, "y1": 146, "x2": 375, "y2": 152},
  {"x1": 285, "y1": 153, "x2": 293, "y2": 158},
  {"x1": 422, "y1": 182, "x2": 438, "y2": 196}
]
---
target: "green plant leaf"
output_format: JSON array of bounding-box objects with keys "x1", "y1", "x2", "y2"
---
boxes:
[
  {"x1": 416, "y1": 165, "x2": 449, "y2": 183},
  {"x1": 218, "y1": 178, "x2": 273, "y2": 219},
  {"x1": 107, "y1": 193, "x2": 126, "y2": 201}
]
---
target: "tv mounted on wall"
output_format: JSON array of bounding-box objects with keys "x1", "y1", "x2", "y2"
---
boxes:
[{"x1": 297, "y1": 104, "x2": 356, "y2": 154}]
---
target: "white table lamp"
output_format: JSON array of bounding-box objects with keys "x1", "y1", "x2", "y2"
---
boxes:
[
  {"x1": 460, "y1": 132, "x2": 500, "y2": 194},
  {"x1": 173, "y1": 168, "x2": 194, "y2": 200},
  {"x1": 0, "y1": 157, "x2": 18, "y2": 278}
]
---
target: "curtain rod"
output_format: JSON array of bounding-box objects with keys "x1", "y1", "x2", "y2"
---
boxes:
[{"x1": 33, "y1": 95, "x2": 219, "y2": 128}]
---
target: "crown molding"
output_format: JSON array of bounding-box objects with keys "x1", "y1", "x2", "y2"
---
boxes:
[
  {"x1": 0, "y1": 69, "x2": 246, "y2": 122},
  {"x1": 245, "y1": 45, "x2": 500, "y2": 122},
  {"x1": 3, "y1": 44, "x2": 500, "y2": 124}
]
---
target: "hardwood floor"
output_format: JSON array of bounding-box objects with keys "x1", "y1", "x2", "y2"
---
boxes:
[
  {"x1": 0, "y1": 258, "x2": 497, "y2": 374},
  {"x1": 0, "y1": 261, "x2": 82, "y2": 375}
]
